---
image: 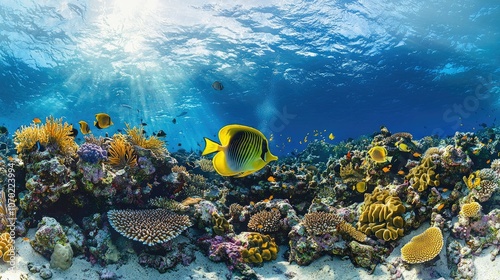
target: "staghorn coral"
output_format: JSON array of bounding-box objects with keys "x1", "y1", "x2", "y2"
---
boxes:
[
  {"x1": 107, "y1": 134, "x2": 137, "y2": 169},
  {"x1": 247, "y1": 209, "x2": 281, "y2": 233},
  {"x1": 460, "y1": 202, "x2": 481, "y2": 218},
  {"x1": 240, "y1": 232, "x2": 278, "y2": 263},
  {"x1": 357, "y1": 187, "x2": 406, "y2": 241},
  {"x1": 107, "y1": 209, "x2": 191, "y2": 246},
  {"x1": 405, "y1": 157, "x2": 440, "y2": 192},
  {"x1": 125, "y1": 124, "x2": 167, "y2": 156},
  {"x1": 0, "y1": 232, "x2": 14, "y2": 262},
  {"x1": 401, "y1": 227, "x2": 443, "y2": 264}
]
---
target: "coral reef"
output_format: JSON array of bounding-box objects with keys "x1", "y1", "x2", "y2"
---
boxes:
[
  {"x1": 107, "y1": 209, "x2": 192, "y2": 246},
  {"x1": 125, "y1": 124, "x2": 167, "y2": 157},
  {"x1": 240, "y1": 232, "x2": 278, "y2": 263},
  {"x1": 401, "y1": 227, "x2": 443, "y2": 264}
]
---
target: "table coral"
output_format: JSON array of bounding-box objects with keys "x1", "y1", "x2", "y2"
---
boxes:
[{"x1": 401, "y1": 226, "x2": 443, "y2": 264}]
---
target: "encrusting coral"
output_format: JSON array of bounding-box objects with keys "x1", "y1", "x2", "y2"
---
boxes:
[
  {"x1": 357, "y1": 187, "x2": 406, "y2": 241},
  {"x1": 0, "y1": 232, "x2": 13, "y2": 262},
  {"x1": 247, "y1": 209, "x2": 281, "y2": 233},
  {"x1": 401, "y1": 227, "x2": 443, "y2": 264},
  {"x1": 107, "y1": 134, "x2": 137, "y2": 169},
  {"x1": 14, "y1": 116, "x2": 78, "y2": 156},
  {"x1": 107, "y1": 209, "x2": 192, "y2": 246},
  {"x1": 405, "y1": 157, "x2": 440, "y2": 192}
]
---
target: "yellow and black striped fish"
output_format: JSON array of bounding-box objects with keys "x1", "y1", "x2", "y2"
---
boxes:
[
  {"x1": 94, "y1": 113, "x2": 113, "y2": 129},
  {"x1": 79, "y1": 121, "x2": 91, "y2": 134},
  {"x1": 202, "y1": 124, "x2": 278, "y2": 177}
]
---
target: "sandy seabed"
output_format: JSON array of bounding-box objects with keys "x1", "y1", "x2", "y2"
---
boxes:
[{"x1": 1, "y1": 225, "x2": 499, "y2": 280}]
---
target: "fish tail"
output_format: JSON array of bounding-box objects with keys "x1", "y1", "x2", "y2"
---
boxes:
[{"x1": 202, "y1": 137, "x2": 221, "y2": 156}]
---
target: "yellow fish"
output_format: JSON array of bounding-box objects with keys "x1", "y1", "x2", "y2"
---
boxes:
[
  {"x1": 78, "y1": 121, "x2": 91, "y2": 134},
  {"x1": 368, "y1": 146, "x2": 391, "y2": 163},
  {"x1": 328, "y1": 133, "x2": 335, "y2": 140},
  {"x1": 94, "y1": 113, "x2": 113, "y2": 129},
  {"x1": 202, "y1": 124, "x2": 278, "y2": 177},
  {"x1": 395, "y1": 142, "x2": 411, "y2": 152},
  {"x1": 354, "y1": 181, "x2": 367, "y2": 193}
]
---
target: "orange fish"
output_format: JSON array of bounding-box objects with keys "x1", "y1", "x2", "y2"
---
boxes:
[
  {"x1": 412, "y1": 152, "x2": 421, "y2": 158},
  {"x1": 267, "y1": 176, "x2": 276, "y2": 182},
  {"x1": 486, "y1": 159, "x2": 491, "y2": 164},
  {"x1": 436, "y1": 203, "x2": 445, "y2": 212},
  {"x1": 22, "y1": 237, "x2": 30, "y2": 242},
  {"x1": 8, "y1": 156, "x2": 13, "y2": 161},
  {"x1": 346, "y1": 151, "x2": 352, "y2": 161},
  {"x1": 397, "y1": 170, "x2": 405, "y2": 175},
  {"x1": 33, "y1": 117, "x2": 42, "y2": 124},
  {"x1": 382, "y1": 165, "x2": 392, "y2": 173}
]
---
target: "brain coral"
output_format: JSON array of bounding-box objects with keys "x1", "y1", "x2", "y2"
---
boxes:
[
  {"x1": 401, "y1": 227, "x2": 443, "y2": 264},
  {"x1": 107, "y1": 209, "x2": 192, "y2": 246},
  {"x1": 357, "y1": 187, "x2": 406, "y2": 241},
  {"x1": 247, "y1": 209, "x2": 281, "y2": 233},
  {"x1": 459, "y1": 201, "x2": 481, "y2": 218},
  {"x1": 405, "y1": 157, "x2": 440, "y2": 192}
]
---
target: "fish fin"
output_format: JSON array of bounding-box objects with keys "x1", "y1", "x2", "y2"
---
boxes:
[
  {"x1": 202, "y1": 138, "x2": 221, "y2": 156},
  {"x1": 219, "y1": 124, "x2": 266, "y2": 146},
  {"x1": 213, "y1": 152, "x2": 238, "y2": 176},
  {"x1": 234, "y1": 170, "x2": 256, "y2": 178},
  {"x1": 265, "y1": 153, "x2": 278, "y2": 162}
]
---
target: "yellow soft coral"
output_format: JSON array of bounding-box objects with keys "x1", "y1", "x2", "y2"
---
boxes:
[
  {"x1": 463, "y1": 170, "x2": 481, "y2": 189},
  {"x1": 13, "y1": 116, "x2": 77, "y2": 156},
  {"x1": 108, "y1": 134, "x2": 137, "y2": 168},
  {"x1": 125, "y1": 124, "x2": 167, "y2": 156},
  {"x1": 0, "y1": 232, "x2": 14, "y2": 262},
  {"x1": 401, "y1": 227, "x2": 443, "y2": 264}
]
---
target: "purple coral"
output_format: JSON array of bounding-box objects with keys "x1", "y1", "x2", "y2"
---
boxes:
[{"x1": 77, "y1": 143, "x2": 108, "y2": 164}]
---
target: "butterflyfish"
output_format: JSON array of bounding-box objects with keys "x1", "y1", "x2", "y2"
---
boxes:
[
  {"x1": 94, "y1": 113, "x2": 113, "y2": 129},
  {"x1": 78, "y1": 121, "x2": 90, "y2": 134},
  {"x1": 79, "y1": 121, "x2": 91, "y2": 134},
  {"x1": 202, "y1": 124, "x2": 278, "y2": 177},
  {"x1": 368, "y1": 146, "x2": 391, "y2": 163},
  {"x1": 395, "y1": 142, "x2": 411, "y2": 152},
  {"x1": 328, "y1": 133, "x2": 335, "y2": 140},
  {"x1": 212, "y1": 81, "x2": 224, "y2": 91},
  {"x1": 354, "y1": 181, "x2": 367, "y2": 193}
]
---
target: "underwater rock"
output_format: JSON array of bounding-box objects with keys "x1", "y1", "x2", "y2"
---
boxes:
[
  {"x1": 82, "y1": 213, "x2": 121, "y2": 265},
  {"x1": 31, "y1": 217, "x2": 69, "y2": 259},
  {"x1": 138, "y1": 237, "x2": 196, "y2": 274},
  {"x1": 50, "y1": 243, "x2": 73, "y2": 270}
]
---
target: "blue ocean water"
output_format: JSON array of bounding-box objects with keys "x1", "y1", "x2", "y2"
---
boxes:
[{"x1": 0, "y1": 0, "x2": 498, "y2": 156}]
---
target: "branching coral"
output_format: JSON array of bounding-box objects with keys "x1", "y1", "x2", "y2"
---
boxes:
[
  {"x1": 247, "y1": 209, "x2": 281, "y2": 233},
  {"x1": 125, "y1": 124, "x2": 167, "y2": 156},
  {"x1": 357, "y1": 188, "x2": 406, "y2": 241},
  {"x1": 401, "y1": 227, "x2": 443, "y2": 264},
  {"x1": 13, "y1": 124, "x2": 47, "y2": 154},
  {"x1": 107, "y1": 135, "x2": 137, "y2": 169},
  {"x1": 197, "y1": 158, "x2": 215, "y2": 172},
  {"x1": 304, "y1": 212, "x2": 366, "y2": 242}
]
